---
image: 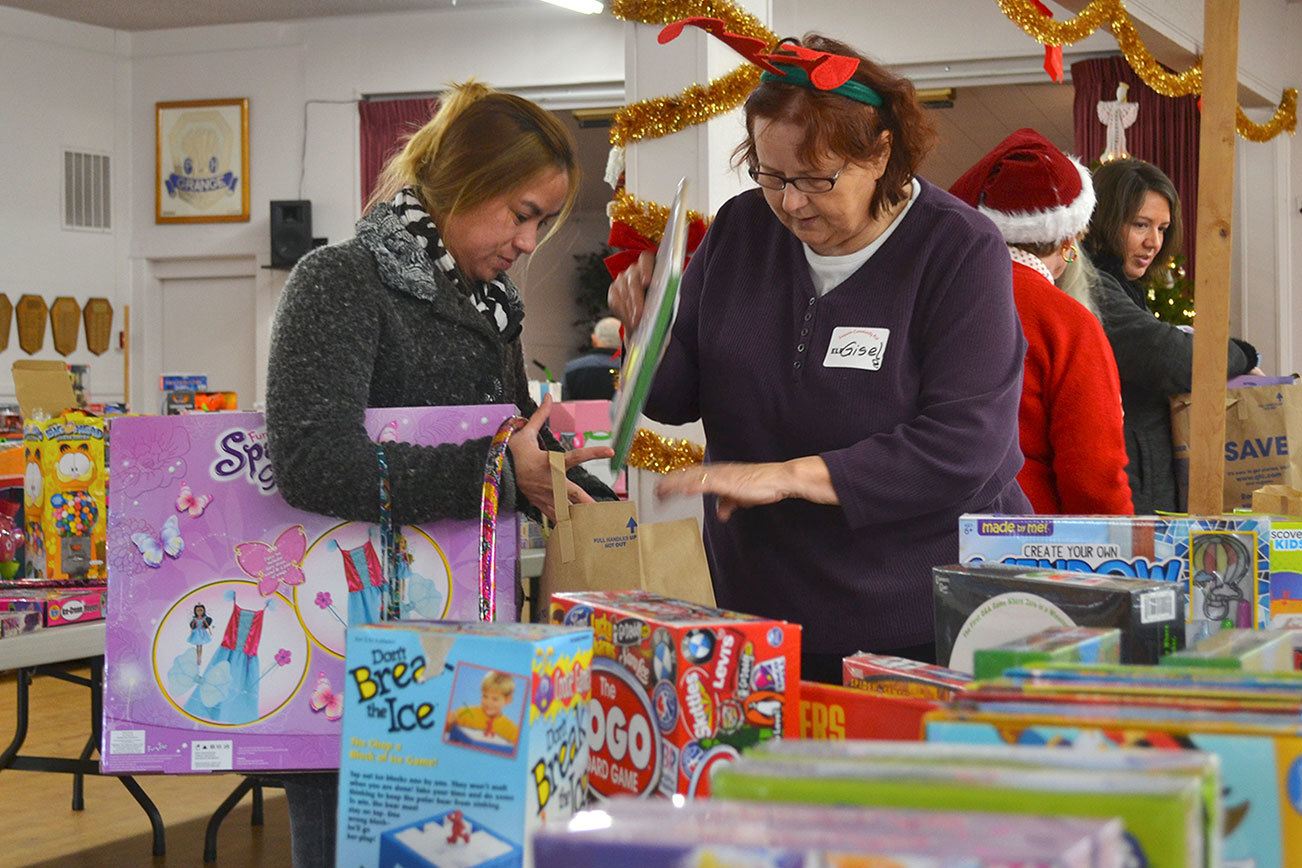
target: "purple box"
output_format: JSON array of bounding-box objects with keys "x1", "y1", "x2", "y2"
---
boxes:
[{"x1": 101, "y1": 406, "x2": 519, "y2": 774}]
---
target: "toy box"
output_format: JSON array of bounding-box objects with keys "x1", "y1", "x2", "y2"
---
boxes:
[
  {"x1": 959, "y1": 515, "x2": 1270, "y2": 632},
  {"x1": 101, "y1": 406, "x2": 520, "y2": 774},
  {"x1": 335, "y1": 621, "x2": 591, "y2": 868},
  {"x1": 549, "y1": 400, "x2": 623, "y2": 495},
  {"x1": 933, "y1": 564, "x2": 1184, "y2": 672},
  {"x1": 712, "y1": 748, "x2": 1207, "y2": 868},
  {"x1": 973, "y1": 626, "x2": 1120, "y2": 680},
  {"x1": 0, "y1": 608, "x2": 42, "y2": 638},
  {"x1": 1269, "y1": 521, "x2": 1302, "y2": 630},
  {"x1": 1161, "y1": 628, "x2": 1298, "y2": 672},
  {"x1": 925, "y1": 701, "x2": 1302, "y2": 867},
  {"x1": 0, "y1": 582, "x2": 106, "y2": 627},
  {"x1": 23, "y1": 411, "x2": 108, "y2": 580},
  {"x1": 533, "y1": 799, "x2": 1124, "y2": 867},
  {"x1": 799, "y1": 681, "x2": 935, "y2": 741},
  {"x1": 550, "y1": 590, "x2": 800, "y2": 799},
  {"x1": 841, "y1": 653, "x2": 972, "y2": 700}
]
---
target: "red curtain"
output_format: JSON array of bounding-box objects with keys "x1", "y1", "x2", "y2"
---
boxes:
[
  {"x1": 1071, "y1": 56, "x2": 1200, "y2": 283},
  {"x1": 358, "y1": 97, "x2": 438, "y2": 211}
]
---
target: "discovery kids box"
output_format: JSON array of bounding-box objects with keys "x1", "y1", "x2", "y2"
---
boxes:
[
  {"x1": 101, "y1": 407, "x2": 520, "y2": 774},
  {"x1": 335, "y1": 621, "x2": 591, "y2": 868},
  {"x1": 959, "y1": 515, "x2": 1271, "y2": 631}
]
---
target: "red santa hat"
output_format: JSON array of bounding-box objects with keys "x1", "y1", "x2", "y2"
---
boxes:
[{"x1": 948, "y1": 128, "x2": 1095, "y2": 245}]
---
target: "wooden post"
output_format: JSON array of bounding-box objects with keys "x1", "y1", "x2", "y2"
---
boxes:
[{"x1": 1187, "y1": 0, "x2": 1240, "y2": 515}]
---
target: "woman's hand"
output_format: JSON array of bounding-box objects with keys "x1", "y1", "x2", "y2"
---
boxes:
[
  {"x1": 508, "y1": 396, "x2": 613, "y2": 521},
  {"x1": 608, "y1": 250, "x2": 655, "y2": 332},
  {"x1": 656, "y1": 458, "x2": 837, "y2": 521}
]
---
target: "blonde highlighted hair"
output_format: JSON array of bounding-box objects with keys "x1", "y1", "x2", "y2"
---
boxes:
[
  {"x1": 368, "y1": 80, "x2": 579, "y2": 242},
  {"x1": 481, "y1": 670, "x2": 515, "y2": 698}
]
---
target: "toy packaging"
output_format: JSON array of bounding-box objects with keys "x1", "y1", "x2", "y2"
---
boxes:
[
  {"x1": 550, "y1": 590, "x2": 800, "y2": 799},
  {"x1": 1269, "y1": 520, "x2": 1302, "y2": 631},
  {"x1": 0, "y1": 581, "x2": 106, "y2": 627},
  {"x1": 101, "y1": 406, "x2": 520, "y2": 774},
  {"x1": 532, "y1": 799, "x2": 1125, "y2": 868},
  {"x1": 0, "y1": 608, "x2": 42, "y2": 638},
  {"x1": 841, "y1": 652, "x2": 972, "y2": 700},
  {"x1": 925, "y1": 701, "x2": 1302, "y2": 867},
  {"x1": 973, "y1": 626, "x2": 1120, "y2": 680},
  {"x1": 335, "y1": 621, "x2": 591, "y2": 868},
  {"x1": 959, "y1": 514, "x2": 1271, "y2": 632},
  {"x1": 23, "y1": 411, "x2": 108, "y2": 580},
  {"x1": 933, "y1": 564, "x2": 1184, "y2": 672},
  {"x1": 711, "y1": 750, "x2": 1207, "y2": 868},
  {"x1": 1161, "y1": 627, "x2": 1298, "y2": 672},
  {"x1": 798, "y1": 681, "x2": 935, "y2": 741}
]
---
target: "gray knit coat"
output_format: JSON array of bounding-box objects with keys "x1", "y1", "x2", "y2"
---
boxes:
[{"x1": 265, "y1": 203, "x2": 611, "y2": 525}]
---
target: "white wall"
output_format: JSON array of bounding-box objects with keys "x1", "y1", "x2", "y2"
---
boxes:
[{"x1": 0, "y1": 8, "x2": 130, "y2": 404}]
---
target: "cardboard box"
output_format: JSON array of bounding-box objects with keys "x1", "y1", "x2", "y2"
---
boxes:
[
  {"x1": 335, "y1": 621, "x2": 591, "y2": 868},
  {"x1": 841, "y1": 652, "x2": 972, "y2": 700},
  {"x1": 0, "y1": 583, "x2": 106, "y2": 627},
  {"x1": 973, "y1": 626, "x2": 1120, "y2": 680},
  {"x1": 798, "y1": 680, "x2": 935, "y2": 741},
  {"x1": 1161, "y1": 628, "x2": 1299, "y2": 672},
  {"x1": 22, "y1": 411, "x2": 107, "y2": 580},
  {"x1": 101, "y1": 406, "x2": 521, "y2": 774},
  {"x1": 550, "y1": 590, "x2": 800, "y2": 800},
  {"x1": 933, "y1": 564, "x2": 1184, "y2": 672}
]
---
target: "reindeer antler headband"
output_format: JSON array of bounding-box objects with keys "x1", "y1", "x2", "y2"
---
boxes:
[{"x1": 658, "y1": 17, "x2": 884, "y2": 108}]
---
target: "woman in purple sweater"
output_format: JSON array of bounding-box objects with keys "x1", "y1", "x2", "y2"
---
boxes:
[{"x1": 610, "y1": 28, "x2": 1030, "y2": 682}]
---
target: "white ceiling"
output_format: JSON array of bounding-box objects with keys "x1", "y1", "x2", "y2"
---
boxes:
[{"x1": 0, "y1": 0, "x2": 531, "y2": 31}]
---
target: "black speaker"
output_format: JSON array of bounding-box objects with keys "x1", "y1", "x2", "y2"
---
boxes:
[{"x1": 270, "y1": 200, "x2": 313, "y2": 269}]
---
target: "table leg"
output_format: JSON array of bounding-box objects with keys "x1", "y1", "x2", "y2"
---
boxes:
[
  {"x1": 205, "y1": 777, "x2": 256, "y2": 863},
  {"x1": 73, "y1": 658, "x2": 105, "y2": 811},
  {"x1": 0, "y1": 668, "x2": 32, "y2": 769},
  {"x1": 251, "y1": 780, "x2": 264, "y2": 826},
  {"x1": 73, "y1": 732, "x2": 96, "y2": 810},
  {"x1": 118, "y1": 774, "x2": 166, "y2": 857}
]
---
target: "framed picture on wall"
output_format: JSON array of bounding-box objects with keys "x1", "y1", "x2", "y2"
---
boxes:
[{"x1": 155, "y1": 98, "x2": 250, "y2": 223}]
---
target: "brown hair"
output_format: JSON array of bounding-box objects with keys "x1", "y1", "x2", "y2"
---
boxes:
[
  {"x1": 481, "y1": 670, "x2": 515, "y2": 698},
  {"x1": 1084, "y1": 158, "x2": 1181, "y2": 267},
  {"x1": 368, "y1": 81, "x2": 579, "y2": 242},
  {"x1": 732, "y1": 34, "x2": 937, "y2": 220}
]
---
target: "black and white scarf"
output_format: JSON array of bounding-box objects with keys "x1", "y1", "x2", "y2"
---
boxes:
[{"x1": 392, "y1": 187, "x2": 523, "y2": 341}]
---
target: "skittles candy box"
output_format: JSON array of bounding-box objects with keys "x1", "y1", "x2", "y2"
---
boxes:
[
  {"x1": 24, "y1": 411, "x2": 107, "y2": 580},
  {"x1": 550, "y1": 590, "x2": 800, "y2": 800}
]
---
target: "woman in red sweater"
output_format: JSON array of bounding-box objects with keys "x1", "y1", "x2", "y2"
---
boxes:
[{"x1": 951, "y1": 129, "x2": 1132, "y2": 514}]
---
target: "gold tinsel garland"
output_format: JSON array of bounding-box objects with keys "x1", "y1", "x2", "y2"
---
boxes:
[
  {"x1": 611, "y1": 0, "x2": 773, "y2": 42},
  {"x1": 609, "y1": 188, "x2": 708, "y2": 244},
  {"x1": 626, "y1": 427, "x2": 706, "y2": 474},
  {"x1": 611, "y1": 66, "x2": 761, "y2": 148},
  {"x1": 996, "y1": 0, "x2": 1296, "y2": 140}
]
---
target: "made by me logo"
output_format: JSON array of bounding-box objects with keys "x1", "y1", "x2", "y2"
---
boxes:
[{"x1": 977, "y1": 518, "x2": 1054, "y2": 536}]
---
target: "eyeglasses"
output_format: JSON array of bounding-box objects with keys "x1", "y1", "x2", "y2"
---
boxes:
[{"x1": 748, "y1": 166, "x2": 842, "y2": 194}]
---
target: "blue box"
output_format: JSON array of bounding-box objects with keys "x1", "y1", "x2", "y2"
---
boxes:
[{"x1": 335, "y1": 621, "x2": 592, "y2": 868}]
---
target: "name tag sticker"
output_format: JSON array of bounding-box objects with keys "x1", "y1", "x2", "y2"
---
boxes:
[{"x1": 823, "y1": 327, "x2": 890, "y2": 371}]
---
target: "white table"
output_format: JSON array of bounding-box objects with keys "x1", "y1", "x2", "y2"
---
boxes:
[{"x1": 0, "y1": 620, "x2": 105, "y2": 671}]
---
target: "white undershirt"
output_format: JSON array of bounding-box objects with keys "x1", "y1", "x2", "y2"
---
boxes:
[{"x1": 803, "y1": 178, "x2": 921, "y2": 296}]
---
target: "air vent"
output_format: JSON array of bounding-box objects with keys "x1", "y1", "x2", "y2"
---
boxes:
[{"x1": 63, "y1": 150, "x2": 111, "y2": 231}]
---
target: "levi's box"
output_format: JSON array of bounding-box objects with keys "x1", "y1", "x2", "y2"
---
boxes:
[
  {"x1": 959, "y1": 514, "x2": 1271, "y2": 632},
  {"x1": 973, "y1": 626, "x2": 1120, "y2": 680},
  {"x1": 335, "y1": 621, "x2": 591, "y2": 868},
  {"x1": 799, "y1": 681, "x2": 935, "y2": 741},
  {"x1": 841, "y1": 653, "x2": 972, "y2": 700},
  {"x1": 101, "y1": 407, "x2": 520, "y2": 774},
  {"x1": 550, "y1": 590, "x2": 800, "y2": 799},
  {"x1": 933, "y1": 564, "x2": 1184, "y2": 673}
]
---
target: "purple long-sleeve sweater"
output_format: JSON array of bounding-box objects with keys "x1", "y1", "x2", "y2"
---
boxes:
[{"x1": 645, "y1": 180, "x2": 1030, "y2": 653}]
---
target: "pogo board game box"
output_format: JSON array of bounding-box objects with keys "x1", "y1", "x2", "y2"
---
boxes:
[
  {"x1": 959, "y1": 515, "x2": 1271, "y2": 631},
  {"x1": 841, "y1": 652, "x2": 972, "y2": 700},
  {"x1": 799, "y1": 681, "x2": 937, "y2": 741},
  {"x1": 550, "y1": 590, "x2": 800, "y2": 799},
  {"x1": 973, "y1": 626, "x2": 1120, "y2": 680},
  {"x1": 335, "y1": 621, "x2": 591, "y2": 868},
  {"x1": 101, "y1": 406, "x2": 520, "y2": 774},
  {"x1": 933, "y1": 563, "x2": 1184, "y2": 673}
]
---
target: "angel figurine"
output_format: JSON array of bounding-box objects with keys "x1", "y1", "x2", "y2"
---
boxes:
[{"x1": 1098, "y1": 82, "x2": 1139, "y2": 163}]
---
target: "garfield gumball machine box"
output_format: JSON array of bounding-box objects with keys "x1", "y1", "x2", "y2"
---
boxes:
[
  {"x1": 23, "y1": 411, "x2": 107, "y2": 580},
  {"x1": 550, "y1": 590, "x2": 800, "y2": 800}
]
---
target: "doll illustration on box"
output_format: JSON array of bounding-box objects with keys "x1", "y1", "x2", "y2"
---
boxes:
[
  {"x1": 328, "y1": 528, "x2": 386, "y2": 625},
  {"x1": 444, "y1": 669, "x2": 521, "y2": 755},
  {"x1": 188, "y1": 603, "x2": 214, "y2": 665},
  {"x1": 172, "y1": 590, "x2": 288, "y2": 724},
  {"x1": 397, "y1": 532, "x2": 445, "y2": 620}
]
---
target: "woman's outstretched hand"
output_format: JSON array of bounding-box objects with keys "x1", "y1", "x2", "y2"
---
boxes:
[
  {"x1": 608, "y1": 250, "x2": 655, "y2": 332},
  {"x1": 508, "y1": 395, "x2": 613, "y2": 521}
]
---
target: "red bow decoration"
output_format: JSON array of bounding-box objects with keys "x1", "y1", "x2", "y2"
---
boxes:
[
  {"x1": 604, "y1": 218, "x2": 707, "y2": 280},
  {"x1": 1031, "y1": 1, "x2": 1064, "y2": 83},
  {"x1": 658, "y1": 17, "x2": 860, "y2": 91}
]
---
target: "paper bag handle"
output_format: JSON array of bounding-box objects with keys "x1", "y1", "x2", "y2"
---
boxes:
[{"x1": 549, "y1": 451, "x2": 576, "y2": 564}]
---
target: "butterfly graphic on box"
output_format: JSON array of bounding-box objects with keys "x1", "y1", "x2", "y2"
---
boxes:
[
  {"x1": 236, "y1": 525, "x2": 308, "y2": 596},
  {"x1": 176, "y1": 481, "x2": 212, "y2": 518},
  {"x1": 132, "y1": 515, "x2": 184, "y2": 567},
  {"x1": 309, "y1": 673, "x2": 343, "y2": 721}
]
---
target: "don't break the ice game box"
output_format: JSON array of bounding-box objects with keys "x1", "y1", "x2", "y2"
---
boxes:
[
  {"x1": 335, "y1": 621, "x2": 591, "y2": 868},
  {"x1": 101, "y1": 407, "x2": 519, "y2": 774}
]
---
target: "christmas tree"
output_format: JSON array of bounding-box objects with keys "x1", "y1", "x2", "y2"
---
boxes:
[{"x1": 1143, "y1": 254, "x2": 1195, "y2": 326}]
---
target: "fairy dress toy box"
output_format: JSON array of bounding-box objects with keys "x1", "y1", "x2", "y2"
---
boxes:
[
  {"x1": 101, "y1": 406, "x2": 520, "y2": 774},
  {"x1": 335, "y1": 620, "x2": 591, "y2": 868},
  {"x1": 550, "y1": 590, "x2": 800, "y2": 800}
]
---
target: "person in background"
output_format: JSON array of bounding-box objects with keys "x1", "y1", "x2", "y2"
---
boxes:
[
  {"x1": 609, "y1": 25, "x2": 1030, "y2": 683},
  {"x1": 562, "y1": 315, "x2": 621, "y2": 400},
  {"x1": 1085, "y1": 158, "x2": 1261, "y2": 513},
  {"x1": 265, "y1": 81, "x2": 614, "y2": 867},
  {"x1": 949, "y1": 129, "x2": 1132, "y2": 515}
]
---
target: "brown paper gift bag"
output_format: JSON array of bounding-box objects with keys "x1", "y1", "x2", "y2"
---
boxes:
[
  {"x1": 1171, "y1": 377, "x2": 1302, "y2": 510},
  {"x1": 536, "y1": 452, "x2": 715, "y2": 617},
  {"x1": 1252, "y1": 484, "x2": 1302, "y2": 516}
]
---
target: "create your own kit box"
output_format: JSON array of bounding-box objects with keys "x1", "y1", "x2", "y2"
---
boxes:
[
  {"x1": 101, "y1": 407, "x2": 519, "y2": 774},
  {"x1": 336, "y1": 621, "x2": 592, "y2": 868}
]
